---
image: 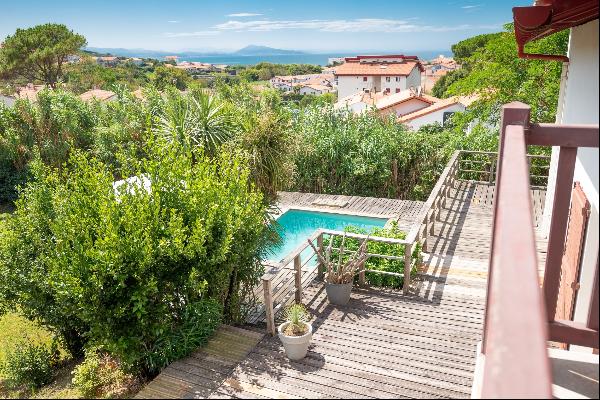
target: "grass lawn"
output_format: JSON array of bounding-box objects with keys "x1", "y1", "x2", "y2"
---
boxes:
[{"x1": 0, "y1": 312, "x2": 81, "y2": 398}]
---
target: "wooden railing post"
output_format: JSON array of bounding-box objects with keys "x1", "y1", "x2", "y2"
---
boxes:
[
  {"x1": 489, "y1": 156, "x2": 496, "y2": 183},
  {"x1": 317, "y1": 233, "x2": 324, "y2": 281},
  {"x1": 263, "y1": 278, "x2": 275, "y2": 336},
  {"x1": 403, "y1": 242, "x2": 412, "y2": 295},
  {"x1": 358, "y1": 238, "x2": 366, "y2": 286},
  {"x1": 294, "y1": 254, "x2": 302, "y2": 303}
]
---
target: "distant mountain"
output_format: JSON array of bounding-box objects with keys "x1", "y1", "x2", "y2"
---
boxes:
[
  {"x1": 233, "y1": 45, "x2": 306, "y2": 56},
  {"x1": 85, "y1": 45, "x2": 306, "y2": 59}
]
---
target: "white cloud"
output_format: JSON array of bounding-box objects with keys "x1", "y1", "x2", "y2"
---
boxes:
[
  {"x1": 227, "y1": 13, "x2": 263, "y2": 17},
  {"x1": 167, "y1": 20, "x2": 180, "y2": 23},
  {"x1": 215, "y1": 18, "x2": 497, "y2": 33},
  {"x1": 461, "y1": 5, "x2": 481, "y2": 9},
  {"x1": 164, "y1": 31, "x2": 220, "y2": 38}
]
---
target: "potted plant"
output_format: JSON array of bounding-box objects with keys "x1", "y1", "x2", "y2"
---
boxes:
[
  {"x1": 278, "y1": 304, "x2": 312, "y2": 360},
  {"x1": 308, "y1": 233, "x2": 369, "y2": 305}
]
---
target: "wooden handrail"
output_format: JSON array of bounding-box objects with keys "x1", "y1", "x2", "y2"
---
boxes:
[
  {"x1": 476, "y1": 101, "x2": 599, "y2": 397},
  {"x1": 478, "y1": 121, "x2": 552, "y2": 398}
]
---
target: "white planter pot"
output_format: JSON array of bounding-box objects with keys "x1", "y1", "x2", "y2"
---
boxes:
[
  {"x1": 325, "y1": 282, "x2": 353, "y2": 305},
  {"x1": 278, "y1": 322, "x2": 313, "y2": 360}
]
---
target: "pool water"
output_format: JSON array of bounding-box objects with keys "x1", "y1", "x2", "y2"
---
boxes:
[{"x1": 267, "y1": 209, "x2": 388, "y2": 263}]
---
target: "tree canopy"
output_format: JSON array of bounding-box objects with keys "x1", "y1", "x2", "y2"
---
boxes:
[
  {"x1": 434, "y1": 24, "x2": 569, "y2": 123},
  {"x1": 0, "y1": 24, "x2": 87, "y2": 88}
]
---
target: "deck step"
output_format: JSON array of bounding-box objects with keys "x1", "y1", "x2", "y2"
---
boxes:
[{"x1": 134, "y1": 325, "x2": 264, "y2": 399}]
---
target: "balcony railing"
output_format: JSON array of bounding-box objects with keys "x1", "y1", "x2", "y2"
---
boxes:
[{"x1": 473, "y1": 102, "x2": 599, "y2": 398}]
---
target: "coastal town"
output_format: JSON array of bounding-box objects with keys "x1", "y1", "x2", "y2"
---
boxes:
[
  {"x1": 0, "y1": 50, "x2": 466, "y2": 129},
  {"x1": 0, "y1": 2, "x2": 598, "y2": 399}
]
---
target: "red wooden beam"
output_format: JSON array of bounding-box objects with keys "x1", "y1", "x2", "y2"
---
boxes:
[
  {"x1": 482, "y1": 122, "x2": 552, "y2": 398},
  {"x1": 543, "y1": 147, "x2": 578, "y2": 322},
  {"x1": 527, "y1": 123, "x2": 600, "y2": 148},
  {"x1": 549, "y1": 320, "x2": 599, "y2": 349},
  {"x1": 483, "y1": 101, "x2": 532, "y2": 353}
]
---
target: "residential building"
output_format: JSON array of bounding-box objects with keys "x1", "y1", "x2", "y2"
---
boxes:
[
  {"x1": 96, "y1": 56, "x2": 119, "y2": 67},
  {"x1": 334, "y1": 55, "x2": 424, "y2": 99},
  {"x1": 128, "y1": 58, "x2": 144, "y2": 66},
  {"x1": 164, "y1": 55, "x2": 179, "y2": 62},
  {"x1": 170, "y1": 61, "x2": 216, "y2": 74},
  {"x1": 298, "y1": 84, "x2": 333, "y2": 95},
  {"x1": 79, "y1": 89, "x2": 117, "y2": 102},
  {"x1": 15, "y1": 83, "x2": 45, "y2": 102},
  {"x1": 397, "y1": 95, "x2": 478, "y2": 130},
  {"x1": 270, "y1": 73, "x2": 334, "y2": 93},
  {"x1": 66, "y1": 54, "x2": 81, "y2": 64}
]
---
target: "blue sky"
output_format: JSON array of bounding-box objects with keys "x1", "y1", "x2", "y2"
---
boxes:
[{"x1": 1, "y1": 1, "x2": 526, "y2": 52}]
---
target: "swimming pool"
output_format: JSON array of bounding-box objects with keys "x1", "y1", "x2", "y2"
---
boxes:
[{"x1": 266, "y1": 209, "x2": 389, "y2": 263}]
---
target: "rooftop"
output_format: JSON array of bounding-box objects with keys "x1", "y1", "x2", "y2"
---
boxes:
[
  {"x1": 79, "y1": 89, "x2": 117, "y2": 102},
  {"x1": 335, "y1": 55, "x2": 424, "y2": 76}
]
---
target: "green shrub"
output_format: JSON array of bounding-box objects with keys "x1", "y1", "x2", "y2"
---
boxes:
[
  {"x1": 72, "y1": 350, "x2": 138, "y2": 398},
  {"x1": 0, "y1": 142, "x2": 271, "y2": 372},
  {"x1": 143, "y1": 299, "x2": 222, "y2": 372},
  {"x1": 1, "y1": 341, "x2": 59, "y2": 389},
  {"x1": 329, "y1": 222, "x2": 420, "y2": 289}
]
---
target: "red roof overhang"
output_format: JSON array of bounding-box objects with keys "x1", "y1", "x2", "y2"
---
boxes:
[{"x1": 513, "y1": 0, "x2": 599, "y2": 61}]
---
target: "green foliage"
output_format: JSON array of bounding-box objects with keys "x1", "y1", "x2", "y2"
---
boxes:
[
  {"x1": 431, "y1": 68, "x2": 468, "y2": 98},
  {"x1": 1, "y1": 341, "x2": 60, "y2": 390},
  {"x1": 444, "y1": 24, "x2": 569, "y2": 123},
  {"x1": 148, "y1": 65, "x2": 190, "y2": 90},
  {"x1": 282, "y1": 304, "x2": 310, "y2": 336},
  {"x1": 157, "y1": 89, "x2": 235, "y2": 158},
  {"x1": 0, "y1": 24, "x2": 86, "y2": 88},
  {"x1": 329, "y1": 222, "x2": 420, "y2": 289},
  {"x1": 235, "y1": 62, "x2": 322, "y2": 82},
  {"x1": 0, "y1": 144, "x2": 270, "y2": 371},
  {"x1": 290, "y1": 107, "x2": 496, "y2": 200},
  {"x1": 144, "y1": 299, "x2": 222, "y2": 372},
  {"x1": 451, "y1": 32, "x2": 502, "y2": 64},
  {"x1": 63, "y1": 59, "x2": 150, "y2": 94},
  {"x1": 72, "y1": 350, "x2": 139, "y2": 398}
]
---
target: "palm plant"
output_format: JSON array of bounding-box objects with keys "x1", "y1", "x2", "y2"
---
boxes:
[
  {"x1": 307, "y1": 233, "x2": 370, "y2": 284},
  {"x1": 156, "y1": 90, "x2": 234, "y2": 158},
  {"x1": 282, "y1": 304, "x2": 310, "y2": 336}
]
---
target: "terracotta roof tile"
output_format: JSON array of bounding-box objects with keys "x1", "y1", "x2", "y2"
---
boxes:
[{"x1": 335, "y1": 60, "x2": 422, "y2": 76}]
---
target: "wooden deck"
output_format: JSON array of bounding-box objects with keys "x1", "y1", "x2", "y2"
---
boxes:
[{"x1": 136, "y1": 181, "x2": 549, "y2": 399}]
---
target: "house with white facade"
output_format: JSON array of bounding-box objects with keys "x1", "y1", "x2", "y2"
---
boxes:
[
  {"x1": 298, "y1": 84, "x2": 333, "y2": 95},
  {"x1": 397, "y1": 95, "x2": 478, "y2": 130},
  {"x1": 334, "y1": 55, "x2": 424, "y2": 99}
]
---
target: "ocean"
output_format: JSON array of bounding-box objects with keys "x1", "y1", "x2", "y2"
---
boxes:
[{"x1": 167, "y1": 51, "x2": 451, "y2": 66}]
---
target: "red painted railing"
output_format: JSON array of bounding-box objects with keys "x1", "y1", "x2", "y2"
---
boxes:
[{"x1": 474, "y1": 102, "x2": 599, "y2": 398}]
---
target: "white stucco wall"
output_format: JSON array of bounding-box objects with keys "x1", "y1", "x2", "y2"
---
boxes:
[
  {"x1": 404, "y1": 103, "x2": 465, "y2": 130},
  {"x1": 557, "y1": 20, "x2": 599, "y2": 339},
  {"x1": 380, "y1": 98, "x2": 431, "y2": 117},
  {"x1": 405, "y1": 66, "x2": 422, "y2": 90},
  {"x1": 336, "y1": 69, "x2": 419, "y2": 99},
  {"x1": 337, "y1": 76, "x2": 371, "y2": 99}
]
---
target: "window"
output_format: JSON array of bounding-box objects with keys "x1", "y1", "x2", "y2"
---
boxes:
[
  {"x1": 396, "y1": 88, "x2": 401, "y2": 93},
  {"x1": 385, "y1": 88, "x2": 391, "y2": 93},
  {"x1": 385, "y1": 77, "x2": 390, "y2": 82},
  {"x1": 395, "y1": 77, "x2": 400, "y2": 82},
  {"x1": 363, "y1": 77, "x2": 367, "y2": 82},
  {"x1": 443, "y1": 111, "x2": 455, "y2": 125}
]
